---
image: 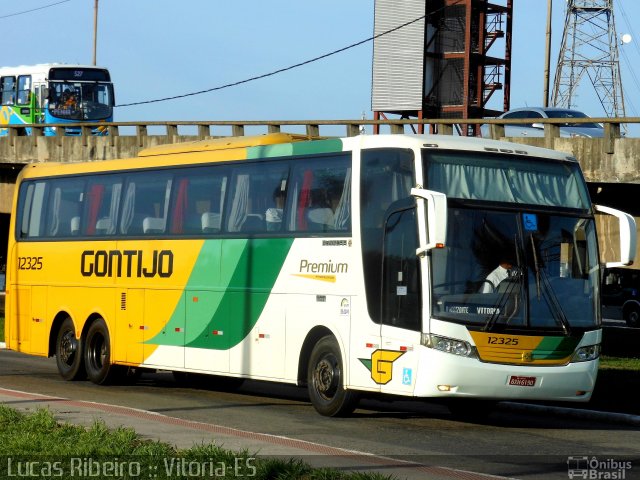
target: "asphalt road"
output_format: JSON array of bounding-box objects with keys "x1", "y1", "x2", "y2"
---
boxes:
[{"x1": 1, "y1": 349, "x2": 640, "y2": 480}]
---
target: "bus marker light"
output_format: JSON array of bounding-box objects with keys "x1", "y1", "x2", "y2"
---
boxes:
[
  {"x1": 576, "y1": 391, "x2": 588, "y2": 396},
  {"x1": 437, "y1": 385, "x2": 451, "y2": 392},
  {"x1": 192, "y1": 297, "x2": 199, "y2": 302},
  {"x1": 139, "y1": 326, "x2": 148, "y2": 330},
  {"x1": 175, "y1": 328, "x2": 183, "y2": 333},
  {"x1": 212, "y1": 330, "x2": 224, "y2": 336},
  {"x1": 366, "y1": 343, "x2": 379, "y2": 349}
]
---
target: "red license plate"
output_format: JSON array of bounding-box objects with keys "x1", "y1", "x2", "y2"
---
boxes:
[{"x1": 508, "y1": 375, "x2": 536, "y2": 387}]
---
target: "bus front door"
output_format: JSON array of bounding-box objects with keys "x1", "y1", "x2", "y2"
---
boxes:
[{"x1": 379, "y1": 207, "x2": 421, "y2": 395}]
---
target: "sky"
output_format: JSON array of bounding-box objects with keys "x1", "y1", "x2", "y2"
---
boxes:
[{"x1": 1, "y1": 0, "x2": 639, "y2": 134}]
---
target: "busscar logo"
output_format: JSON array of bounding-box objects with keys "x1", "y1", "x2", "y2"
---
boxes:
[{"x1": 81, "y1": 249, "x2": 174, "y2": 278}]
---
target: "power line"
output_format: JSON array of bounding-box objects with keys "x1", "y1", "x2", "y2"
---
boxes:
[
  {"x1": 0, "y1": 0, "x2": 73, "y2": 20},
  {"x1": 116, "y1": 4, "x2": 456, "y2": 108}
]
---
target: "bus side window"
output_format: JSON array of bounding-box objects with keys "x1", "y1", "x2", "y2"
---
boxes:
[
  {"x1": 17, "y1": 182, "x2": 47, "y2": 239},
  {"x1": 83, "y1": 177, "x2": 122, "y2": 236},
  {"x1": 169, "y1": 168, "x2": 228, "y2": 235},
  {"x1": 17, "y1": 75, "x2": 31, "y2": 105},
  {"x1": 1, "y1": 76, "x2": 16, "y2": 105},
  {"x1": 120, "y1": 172, "x2": 172, "y2": 236},
  {"x1": 287, "y1": 155, "x2": 351, "y2": 233},
  {"x1": 44, "y1": 179, "x2": 86, "y2": 237},
  {"x1": 226, "y1": 163, "x2": 288, "y2": 233}
]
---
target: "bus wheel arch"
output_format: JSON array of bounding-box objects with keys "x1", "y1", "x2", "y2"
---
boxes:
[
  {"x1": 306, "y1": 333, "x2": 359, "y2": 417},
  {"x1": 52, "y1": 313, "x2": 85, "y2": 381},
  {"x1": 83, "y1": 315, "x2": 117, "y2": 385},
  {"x1": 297, "y1": 326, "x2": 335, "y2": 387},
  {"x1": 623, "y1": 301, "x2": 640, "y2": 328}
]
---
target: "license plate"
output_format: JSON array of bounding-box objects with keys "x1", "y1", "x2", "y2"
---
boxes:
[{"x1": 508, "y1": 375, "x2": 536, "y2": 387}]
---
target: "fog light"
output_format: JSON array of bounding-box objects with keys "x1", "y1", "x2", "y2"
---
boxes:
[{"x1": 438, "y1": 385, "x2": 451, "y2": 392}]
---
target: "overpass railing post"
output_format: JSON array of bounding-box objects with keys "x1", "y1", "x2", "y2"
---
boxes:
[
  {"x1": 136, "y1": 125, "x2": 148, "y2": 148},
  {"x1": 109, "y1": 125, "x2": 119, "y2": 147},
  {"x1": 604, "y1": 122, "x2": 621, "y2": 154},
  {"x1": 197, "y1": 124, "x2": 210, "y2": 140}
]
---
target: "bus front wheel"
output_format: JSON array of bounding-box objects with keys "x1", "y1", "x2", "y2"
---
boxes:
[
  {"x1": 84, "y1": 318, "x2": 116, "y2": 385},
  {"x1": 307, "y1": 336, "x2": 358, "y2": 417},
  {"x1": 55, "y1": 317, "x2": 85, "y2": 381}
]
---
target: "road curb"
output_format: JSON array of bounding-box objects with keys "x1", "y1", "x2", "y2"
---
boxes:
[{"x1": 502, "y1": 401, "x2": 640, "y2": 426}]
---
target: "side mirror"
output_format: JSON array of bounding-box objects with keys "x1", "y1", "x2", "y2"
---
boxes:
[
  {"x1": 42, "y1": 87, "x2": 50, "y2": 100},
  {"x1": 411, "y1": 188, "x2": 447, "y2": 256},
  {"x1": 595, "y1": 204, "x2": 637, "y2": 268}
]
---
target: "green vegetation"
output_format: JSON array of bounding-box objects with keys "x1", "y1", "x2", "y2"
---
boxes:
[
  {"x1": 0, "y1": 406, "x2": 392, "y2": 480},
  {"x1": 599, "y1": 355, "x2": 640, "y2": 370}
]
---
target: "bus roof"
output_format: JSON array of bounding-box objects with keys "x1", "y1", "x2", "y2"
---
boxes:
[
  {"x1": 16, "y1": 133, "x2": 578, "y2": 182},
  {"x1": 137, "y1": 133, "x2": 317, "y2": 157},
  {"x1": 0, "y1": 63, "x2": 110, "y2": 75}
]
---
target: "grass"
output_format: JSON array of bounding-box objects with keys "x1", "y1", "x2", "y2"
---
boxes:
[
  {"x1": 0, "y1": 406, "x2": 392, "y2": 480},
  {"x1": 599, "y1": 355, "x2": 640, "y2": 370}
]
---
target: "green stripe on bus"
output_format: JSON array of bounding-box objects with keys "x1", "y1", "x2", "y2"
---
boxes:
[
  {"x1": 246, "y1": 138, "x2": 343, "y2": 159},
  {"x1": 147, "y1": 238, "x2": 294, "y2": 350},
  {"x1": 532, "y1": 336, "x2": 580, "y2": 360}
]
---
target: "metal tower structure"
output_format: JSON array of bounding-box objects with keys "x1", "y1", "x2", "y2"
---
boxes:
[
  {"x1": 371, "y1": 0, "x2": 513, "y2": 136},
  {"x1": 552, "y1": 0, "x2": 626, "y2": 118}
]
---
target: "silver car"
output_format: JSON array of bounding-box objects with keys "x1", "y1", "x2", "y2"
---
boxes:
[{"x1": 481, "y1": 107, "x2": 604, "y2": 138}]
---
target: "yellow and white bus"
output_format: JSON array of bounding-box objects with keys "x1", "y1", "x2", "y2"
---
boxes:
[{"x1": 4, "y1": 133, "x2": 636, "y2": 416}]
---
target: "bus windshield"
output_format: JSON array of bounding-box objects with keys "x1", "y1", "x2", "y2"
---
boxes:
[
  {"x1": 430, "y1": 208, "x2": 600, "y2": 331},
  {"x1": 425, "y1": 150, "x2": 599, "y2": 332},
  {"x1": 48, "y1": 81, "x2": 114, "y2": 121},
  {"x1": 425, "y1": 150, "x2": 591, "y2": 209}
]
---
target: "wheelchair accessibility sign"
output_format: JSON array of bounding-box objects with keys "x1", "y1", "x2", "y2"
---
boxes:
[{"x1": 402, "y1": 368, "x2": 412, "y2": 386}]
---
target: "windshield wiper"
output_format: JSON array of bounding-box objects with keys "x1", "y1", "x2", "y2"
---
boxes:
[{"x1": 529, "y1": 234, "x2": 572, "y2": 336}]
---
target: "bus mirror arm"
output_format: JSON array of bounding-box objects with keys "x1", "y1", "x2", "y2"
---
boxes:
[
  {"x1": 595, "y1": 204, "x2": 637, "y2": 268},
  {"x1": 411, "y1": 188, "x2": 447, "y2": 256}
]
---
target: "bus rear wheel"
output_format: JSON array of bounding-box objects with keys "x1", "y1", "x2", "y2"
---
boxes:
[
  {"x1": 84, "y1": 318, "x2": 117, "y2": 385},
  {"x1": 307, "y1": 336, "x2": 358, "y2": 417},
  {"x1": 624, "y1": 304, "x2": 640, "y2": 328},
  {"x1": 55, "y1": 317, "x2": 85, "y2": 381}
]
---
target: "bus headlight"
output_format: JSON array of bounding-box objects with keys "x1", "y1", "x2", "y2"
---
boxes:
[
  {"x1": 422, "y1": 334, "x2": 475, "y2": 358},
  {"x1": 571, "y1": 344, "x2": 600, "y2": 363}
]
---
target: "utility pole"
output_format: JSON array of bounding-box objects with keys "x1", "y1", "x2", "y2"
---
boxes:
[
  {"x1": 92, "y1": 0, "x2": 98, "y2": 65},
  {"x1": 543, "y1": 0, "x2": 552, "y2": 107}
]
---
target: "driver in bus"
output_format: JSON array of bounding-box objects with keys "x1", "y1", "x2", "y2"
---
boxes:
[{"x1": 480, "y1": 259, "x2": 514, "y2": 293}]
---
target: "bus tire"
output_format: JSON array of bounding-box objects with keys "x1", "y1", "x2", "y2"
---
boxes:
[
  {"x1": 55, "y1": 317, "x2": 85, "y2": 381},
  {"x1": 84, "y1": 318, "x2": 116, "y2": 385},
  {"x1": 624, "y1": 304, "x2": 640, "y2": 328},
  {"x1": 307, "y1": 335, "x2": 358, "y2": 417}
]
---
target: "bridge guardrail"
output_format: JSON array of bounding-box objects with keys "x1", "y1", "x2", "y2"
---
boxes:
[{"x1": 1, "y1": 116, "x2": 638, "y2": 143}]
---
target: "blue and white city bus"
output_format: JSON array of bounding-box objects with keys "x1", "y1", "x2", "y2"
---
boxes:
[{"x1": 0, "y1": 63, "x2": 114, "y2": 136}]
